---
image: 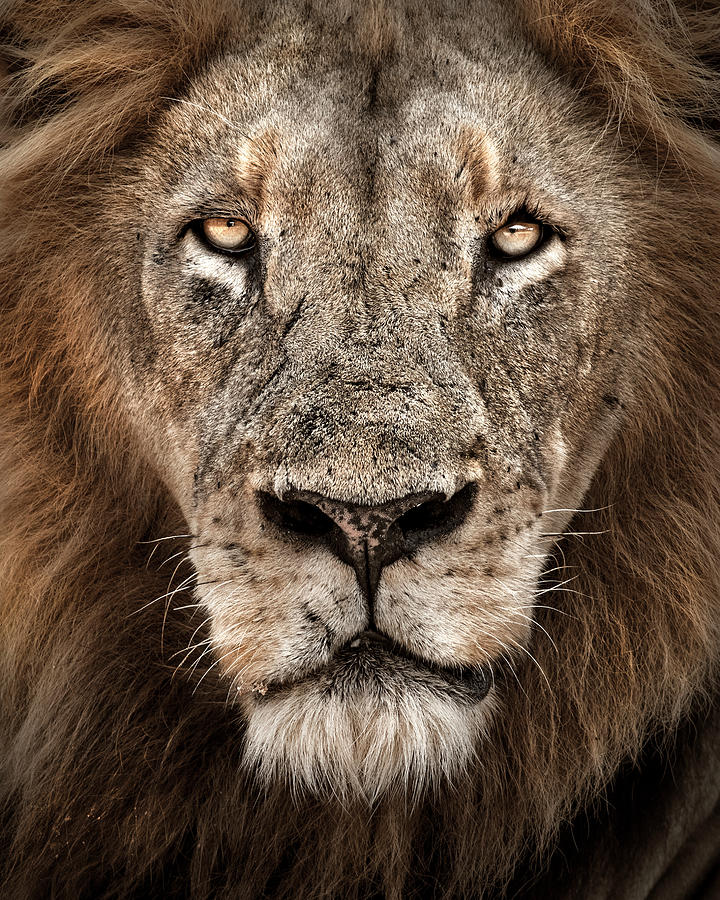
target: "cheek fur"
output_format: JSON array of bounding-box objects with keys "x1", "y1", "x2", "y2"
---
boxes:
[{"x1": 193, "y1": 543, "x2": 365, "y2": 690}]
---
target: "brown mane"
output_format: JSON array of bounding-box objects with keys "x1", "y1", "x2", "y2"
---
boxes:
[{"x1": 2, "y1": 1, "x2": 720, "y2": 897}]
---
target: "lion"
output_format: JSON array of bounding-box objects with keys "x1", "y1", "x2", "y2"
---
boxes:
[{"x1": 2, "y1": 0, "x2": 720, "y2": 896}]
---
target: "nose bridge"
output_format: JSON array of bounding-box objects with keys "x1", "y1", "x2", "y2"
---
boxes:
[
  {"x1": 288, "y1": 248, "x2": 445, "y2": 387},
  {"x1": 256, "y1": 141, "x2": 483, "y2": 506},
  {"x1": 282, "y1": 240, "x2": 449, "y2": 412},
  {"x1": 265, "y1": 303, "x2": 481, "y2": 506}
]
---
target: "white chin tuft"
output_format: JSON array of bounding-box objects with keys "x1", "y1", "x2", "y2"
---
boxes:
[{"x1": 240, "y1": 670, "x2": 495, "y2": 802}]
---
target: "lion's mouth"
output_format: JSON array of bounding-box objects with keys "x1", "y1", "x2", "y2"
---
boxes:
[
  {"x1": 253, "y1": 629, "x2": 492, "y2": 701},
  {"x1": 342, "y1": 630, "x2": 492, "y2": 697}
]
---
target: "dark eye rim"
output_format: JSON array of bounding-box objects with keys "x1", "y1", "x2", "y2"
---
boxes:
[{"x1": 191, "y1": 217, "x2": 258, "y2": 256}]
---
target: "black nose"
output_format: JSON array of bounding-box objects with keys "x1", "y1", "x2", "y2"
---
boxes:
[{"x1": 258, "y1": 484, "x2": 476, "y2": 600}]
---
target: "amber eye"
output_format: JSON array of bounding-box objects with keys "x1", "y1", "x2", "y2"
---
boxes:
[
  {"x1": 490, "y1": 220, "x2": 543, "y2": 258},
  {"x1": 201, "y1": 217, "x2": 255, "y2": 253}
]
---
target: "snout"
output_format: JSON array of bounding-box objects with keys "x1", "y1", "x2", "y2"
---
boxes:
[
  {"x1": 186, "y1": 354, "x2": 549, "y2": 699},
  {"x1": 258, "y1": 483, "x2": 478, "y2": 601}
]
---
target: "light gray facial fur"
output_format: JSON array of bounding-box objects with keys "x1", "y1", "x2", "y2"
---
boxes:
[{"x1": 104, "y1": 5, "x2": 638, "y2": 797}]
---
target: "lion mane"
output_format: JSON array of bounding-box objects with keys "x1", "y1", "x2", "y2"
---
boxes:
[{"x1": 2, "y1": 1, "x2": 720, "y2": 897}]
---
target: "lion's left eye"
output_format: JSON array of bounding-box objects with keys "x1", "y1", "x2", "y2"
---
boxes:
[
  {"x1": 490, "y1": 220, "x2": 543, "y2": 258},
  {"x1": 201, "y1": 217, "x2": 255, "y2": 253}
]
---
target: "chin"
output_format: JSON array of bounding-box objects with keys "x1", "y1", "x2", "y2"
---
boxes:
[{"x1": 239, "y1": 633, "x2": 495, "y2": 802}]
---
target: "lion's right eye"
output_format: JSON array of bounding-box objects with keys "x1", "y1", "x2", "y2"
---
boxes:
[
  {"x1": 490, "y1": 220, "x2": 543, "y2": 259},
  {"x1": 200, "y1": 217, "x2": 255, "y2": 254}
]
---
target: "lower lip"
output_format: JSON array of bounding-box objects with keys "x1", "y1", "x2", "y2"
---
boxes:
[
  {"x1": 250, "y1": 635, "x2": 493, "y2": 702},
  {"x1": 336, "y1": 636, "x2": 492, "y2": 700}
]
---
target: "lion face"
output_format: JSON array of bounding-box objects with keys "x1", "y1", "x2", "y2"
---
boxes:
[{"x1": 108, "y1": 13, "x2": 640, "y2": 797}]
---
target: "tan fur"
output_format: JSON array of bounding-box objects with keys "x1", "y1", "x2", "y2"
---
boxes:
[{"x1": 2, "y1": 1, "x2": 720, "y2": 898}]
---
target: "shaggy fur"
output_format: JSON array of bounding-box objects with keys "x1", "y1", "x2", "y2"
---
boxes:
[{"x1": 2, "y1": 1, "x2": 720, "y2": 898}]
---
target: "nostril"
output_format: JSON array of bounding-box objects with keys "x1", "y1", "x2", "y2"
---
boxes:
[
  {"x1": 396, "y1": 483, "x2": 477, "y2": 550},
  {"x1": 258, "y1": 491, "x2": 336, "y2": 538}
]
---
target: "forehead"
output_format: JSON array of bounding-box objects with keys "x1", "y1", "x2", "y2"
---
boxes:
[{"x1": 151, "y1": 10, "x2": 596, "y2": 216}]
